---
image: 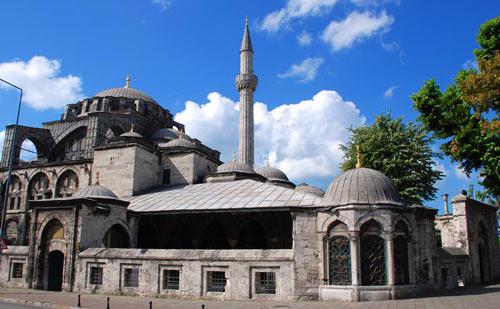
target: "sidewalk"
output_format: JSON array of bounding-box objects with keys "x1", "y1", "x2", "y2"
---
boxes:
[{"x1": 2, "y1": 285, "x2": 500, "y2": 309}]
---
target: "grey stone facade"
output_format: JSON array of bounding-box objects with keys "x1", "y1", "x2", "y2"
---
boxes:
[{"x1": 0, "y1": 19, "x2": 499, "y2": 303}]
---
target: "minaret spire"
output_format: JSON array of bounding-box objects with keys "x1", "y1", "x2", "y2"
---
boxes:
[{"x1": 236, "y1": 17, "x2": 258, "y2": 167}]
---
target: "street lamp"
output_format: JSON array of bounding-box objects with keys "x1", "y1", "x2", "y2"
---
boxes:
[{"x1": 0, "y1": 78, "x2": 23, "y2": 247}]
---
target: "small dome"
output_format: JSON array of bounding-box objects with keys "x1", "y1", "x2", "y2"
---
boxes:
[
  {"x1": 72, "y1": 184, "x2": 118, "y2": 200},
  {"x1": 257, "y1": 166, "x2": 289, "y2": 182},
  {"x1": 160, "y1": 138, "x2": 196, "y2": 148},
  {"x1": 323, "y1": 168, "x2": 404, "y2": 206},
  {"x1": 152, "y1": 128, "x2": 192, "y2": 141},
  {"x1": 217, "y1": 161, "x2": 255, "y2": 174},
  {"x1": 295, "y1": 183, "x2": 325, "y2": 197}
]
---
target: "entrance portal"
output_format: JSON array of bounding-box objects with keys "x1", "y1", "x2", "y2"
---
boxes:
[{"x1": 47, "y1": 250, "x2": 64, "y2": 291}]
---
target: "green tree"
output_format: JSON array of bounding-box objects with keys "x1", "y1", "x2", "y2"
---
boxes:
[
  {"x1": 411, "y1": 17, "x2": 500, "y2": 203},
  {"x1": 340, "y1": 114, "x2": 444, "y2": 205}
]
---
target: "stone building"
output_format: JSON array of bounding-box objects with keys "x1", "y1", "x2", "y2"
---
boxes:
[{"x1": 0, "y1": 19, "x2": 499, "y2": 302}]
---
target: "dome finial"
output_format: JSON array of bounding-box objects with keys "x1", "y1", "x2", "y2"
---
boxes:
[
  {"x1": 125, "y1": 74, "x2": 131, "y2": 88},
  {"x1": 130, "y1": 123, "x2": 135, "y2": 132},
  {"x1": 179, "y1": 128, "x2": 184, "y2": 140},
  {"x1": 96, "y1": 171, "x2": 100, "y2": 185},
  {"x1": 356, "y1": 144, "x2": 362, "y2": 168},
  {"x1": 245, "y1": 16, "x2": 248, "y2": 26}
]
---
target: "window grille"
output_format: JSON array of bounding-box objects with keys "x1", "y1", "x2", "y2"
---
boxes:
[
  {"x1": 328, "y1": 235, "x2": 351, "y2": 285},
  {"x1": 361, "y1": 235, "x2": 386, "y2": 285},
  {"x1": 207, "y1": 271, "x2": 226, "y2": 292},
  {"x1": 11, "y1": 263, "x2": 23, "y2": 279},
  {"x1": 90, "y1": 266, "x2": 103, "y2": 285},
  {"x1": 162, "y1": 270, "x2": 180, "y2": 290},
  {"x1": 394, "y1": 236, "x2": 409, "y2": 285},
  {"x1": 255, "y1": 272, "x2": 276, "y2": 294},
  {"x1": 124, "y1": 268, "x2": 139, "y2": 288}
]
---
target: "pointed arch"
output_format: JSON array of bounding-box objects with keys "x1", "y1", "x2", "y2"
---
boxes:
[
  {"x1": 49, "y1": 126, "x2": 87, "y2": 162},
  {"x1": 28, "y1": 172, "x2": 52, "y2": 200},
  {"x1": 360, "y1": 219, "x2": 386, "y2": 286},
  {"x1": 103, "y1": 224, "x2": 130, "y2": 248},
  {"x1": 55, "y1": 170, "x2": 80, "y2": 197}
]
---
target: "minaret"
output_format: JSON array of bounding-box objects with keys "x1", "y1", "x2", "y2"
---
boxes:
[{"x1": 236, "y1": 17, "x2": 258, "y2": 167}]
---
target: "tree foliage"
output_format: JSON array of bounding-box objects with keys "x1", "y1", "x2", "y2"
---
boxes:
[
  {"x1": 411, "y1": 17, "x2": 500, "y2": 202},
  {"x1": 340, "y1": 114, "x2": 444, "y2": 205}
]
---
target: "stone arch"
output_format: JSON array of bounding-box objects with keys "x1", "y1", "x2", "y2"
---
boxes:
[
  {"x1": 2, "y1": 175, "x2": 23, "y2": 210},
  {"x1": 236, "y1": 219, "x2": 267, "y2": 249},
  {"x1": 36, "y1": 214, "x2": 70, "y2": 242},
  {"x1": 200, "y1": 221, "x2": 230, "y2": 249},
  {"x1": 55, "y1": 169, "x2": 80, "y2": 197},
  {"x1": 28, "y1": 172, "x2": 52, "y2": 200},
  {"x1": 360, "y1": 219, "x2": 386, "y2": 286},
  {"x1": 103, "y1": 224, "x2": 130, "y2": 248},
  {"x1": 320, "y1": 214, "x2": 354, "y2": 234},
  {"x1": 392, "y1": 214, "x2": 413, "y2": 234},
  {"x1": 355, "y1": 214, "x2": 391, "y2": 233},
  {"x1": 49, "y1": 126, "x2": 87, "y2": 162},
  {"x1": 13, "y1": 132, "x2": 49, "y2": 165},
  {"x1": 104, "y1": 120, "x2": 126, "y2": 142}
]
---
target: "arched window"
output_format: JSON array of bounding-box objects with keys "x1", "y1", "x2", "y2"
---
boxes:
[
  {"x1": 394, "y1": 221, "x2": 410, "y2": 285},
  {"x1": 55, "y1": 170, "x2": 79, "y2": 197},
  {"x1": 103, "y1": 224, "x2": 130, "y2": 248},
  {"x1": 19, "y1": 139, "x2": 38, "y2": 164},
  {"x1": 200, "y1": 221, "x2": 229, "y2": 249},
  {"x1": 5, "y1": 220, "x2": 18, "y2": 245},
  {"x1": 28, "y1": 173, "x2": 51, "y2": 200},
  {"x1": 49, "y1": 127, "x2": 87, "y2": 162},
  {"x1": 327, "y1": 221, "x2": 351, "y2": 285},
  {"x1": 236, "y1": 220, "x2": 267, "y2": 249},
  {"x1": 360, "y1": 219, "x2": 386, "y2": 286},
  {"x1": 478, "y1": 221, "x2": 489, "y2": 283},
  {"x1": 5, "y1": 175, "x2": 23, "y2": 210}
]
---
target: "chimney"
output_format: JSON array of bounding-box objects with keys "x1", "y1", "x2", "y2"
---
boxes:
[{"x1": 442, "y1": 193, "x2": 449, "y2": 215}]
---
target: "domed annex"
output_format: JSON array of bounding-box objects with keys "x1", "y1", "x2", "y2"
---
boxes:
[
  {"x1": 217, "y1": 161, "x2": 255, "y2": 174},
  {"x1": 160, "y1": 138, "x2": 196, "y2": 149},
  {"x1": 257, "y1": 165, "x2": 294, "y2": 188},
  {"x1": 72, "y1": 183, "x2": 118, "y2": 200},
  {"x1": 323, "y1": 167, "x2": 405, "y2": 207},
  {"x1": 119, "y1": 125, "x2": 143, "y2": 139}
]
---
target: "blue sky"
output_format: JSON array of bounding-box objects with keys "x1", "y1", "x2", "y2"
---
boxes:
[{"x1": 0, "y1": 0, "x2": 498, "y2": 212}]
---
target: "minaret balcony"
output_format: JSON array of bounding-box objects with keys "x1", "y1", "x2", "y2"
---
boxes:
[{"x1": 235, "y1": 74, "x2": 258, "y2": 91}]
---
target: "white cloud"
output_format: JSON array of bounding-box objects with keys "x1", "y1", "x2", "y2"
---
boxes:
[
  {"x1": 321, "y1": 10, "x2": 394, "y2": 52},
  {"x1": 0, "y1": 56, "x2": 83, "y2": 110},
  {"x1": 174, "y1": 90, "x2": 366, "y2": 180},
  {"x1": 297, "y1": 31, "x2": 313, "y2": 46},
  {"x1": 454, "y1": 165, "x2": 469, "y2": 180},
  {"x1": 152, "y1": 0, "x2": 170, "y2": 11},
  {"x1": 260, "y1": 0, "x2": 339, "y2": 32},
  {"x1": 383, "y1": 86, "x2": 398, "y2": 99},
  {"x1": 278, "y1": 57, "x2": 324, "y2": 82}
]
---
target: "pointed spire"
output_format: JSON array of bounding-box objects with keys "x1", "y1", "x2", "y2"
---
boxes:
[
  {"x1": 124, "y1": 74, "x2": 131, "y2": 88},
  {"x1": 130, "y1": 124, "x2": 135, "y2": 132},
  {"x1": 240, "y1": 17, "x2": 253, "y2": 52},
  {"x1": 179, "y1": 128, "x2": 184, "y2": 140},
  {"x1": 356, "y1": 145, "x2": 362, "y2": 169}
]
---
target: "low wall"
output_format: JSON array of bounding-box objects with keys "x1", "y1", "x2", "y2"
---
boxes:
[
  {"x1": 76, "y1": 248, "x2": 295, "y2": 300},
  {"x1": 0, "y1": 246, "x2": 29, "y2": 289},
  {"x1": 319, "y1": 284, "x2": 417, "y2": 301}
]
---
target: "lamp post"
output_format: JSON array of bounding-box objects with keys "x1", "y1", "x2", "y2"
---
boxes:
[{"x1": 0, "y1": 78, "x2": 23, "y2": 248}]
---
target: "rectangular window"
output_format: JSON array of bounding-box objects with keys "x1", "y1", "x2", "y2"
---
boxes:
[
  {"x1": 162, "y1": 270, "x2": 180, "y2": 290},
  {"x1": 89, "y1": 266, "x2": 103, "y2": 285},
  {"x1": 11, "y1": 263, "x2": 23, "y2": 279},
  {"x1": 162, "y1": 169, "x2": 170, "y2": 185},
  {"x1": 9, "y1": 197, "x2": 15, "y2": 210},
  {"x1": 255, "y1": 272, "x2": 276, "y2": 294},
  {"x1": 207, "y1": 271, "x2": 226, "y2": 292},
  {"x1": 124, "y1": 268, "x2": 139, "y2": 288}
]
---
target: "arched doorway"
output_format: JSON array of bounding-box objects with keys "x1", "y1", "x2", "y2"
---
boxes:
[
  {"x1": 360, "y1": 219, "x2": 386, "y2": 286},
  {"x1": 47, "y1": 250, "x2": 64, "y2": 291}
]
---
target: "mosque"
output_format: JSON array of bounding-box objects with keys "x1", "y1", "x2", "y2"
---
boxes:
[{"x1": 0, "y1": 20, "x2": 499, "y2": 302}]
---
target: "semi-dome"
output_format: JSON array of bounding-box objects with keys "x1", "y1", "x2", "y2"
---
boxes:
[
  {"x1": 257, "y1": 166, "x2": 289, "y2": 182},
  {"x1": 323, "y1": 167, "x2": 405, "y2": 206},
  {"x1": 160, "y1": 138, "x2": 196, "y2": 149},
  {"x1": 217, "y1": 161, "x2": 255, "y2": 174},
  {"x1": 295, "y1": 183, "x2": 325, "y2": 197},
  {"x1": 72, "y1": 184, "x2": 118, "y2": 200},
  {"x1": 94, "y1": 76, "x2": 158, "y2": 105}
]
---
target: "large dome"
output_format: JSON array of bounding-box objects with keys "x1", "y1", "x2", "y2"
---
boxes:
[
  {"x1": 257, "y1": 166, "x2": 289, "y2": 182},
  {"x1": 95, "y1": 77, "x2": 158, "y2": 106},
  {"x1": 323, "y1": 168, "x2": 405, "y2": 206},
  {"x1": 217, "y1": 161, "x2": 255, "y2": 174}
]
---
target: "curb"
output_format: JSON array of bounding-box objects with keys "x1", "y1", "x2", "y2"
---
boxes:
[{"x1": 0, "y1": 297, "x2": 86, "y2": 309}]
